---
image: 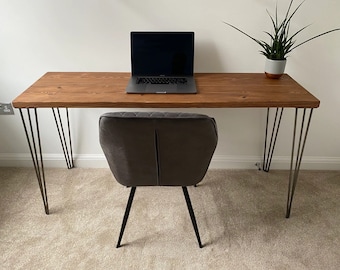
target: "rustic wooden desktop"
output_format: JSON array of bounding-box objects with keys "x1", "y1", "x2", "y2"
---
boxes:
[{"x1": 12, "y1": 72, "x2": 320, "y2": 217}]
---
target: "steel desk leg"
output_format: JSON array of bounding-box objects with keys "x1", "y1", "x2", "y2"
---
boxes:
[
  {"x1": 52, "y1": 108, "x2": 74, "y2": 169},
  {"x1": 19, "y1": 108, "x2": 74, "y2": 214},
  {"x1": 19, "y1": 108, "x2": 49, "y2": 215},
  {"x1": 262, "y1": 107, "x2": 314, "y2": 218},
  {"x1": 286, "y1": 108, "x2": 314, "y2": 218},
  {"x1": 262, "y1": 108, "x2": 284, "y2": 172}
]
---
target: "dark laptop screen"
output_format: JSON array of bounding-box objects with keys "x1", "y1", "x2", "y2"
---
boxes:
[{"x1": 131, "y1": 32, "x2": 194, "y2": 77}]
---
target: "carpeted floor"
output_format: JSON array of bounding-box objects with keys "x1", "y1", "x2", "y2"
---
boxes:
[{"x1": 0, "y1": 167, "x2": 339, "y2": 270}]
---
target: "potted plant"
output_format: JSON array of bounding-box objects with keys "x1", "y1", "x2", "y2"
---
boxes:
[{"x1": 224, "y1": 0, "x2": 340, "y2": 78}]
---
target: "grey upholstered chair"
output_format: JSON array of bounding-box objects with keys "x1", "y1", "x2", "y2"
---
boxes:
[{"x1": 99, "y1": 112, "x2": 218, "y2": 248}]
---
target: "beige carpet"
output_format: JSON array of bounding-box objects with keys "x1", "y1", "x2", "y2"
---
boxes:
[{"x1": 0, "y1": 167, "x2": 339, "y2": 270}]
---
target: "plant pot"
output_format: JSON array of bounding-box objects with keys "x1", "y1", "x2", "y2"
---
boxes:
[{"x1": 264, "y1": 59, "x2": 287, "y2": 79}]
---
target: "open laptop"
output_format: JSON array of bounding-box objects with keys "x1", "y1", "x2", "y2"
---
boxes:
[{"x1": 126, "y1": 31, "x2": 197, "y2": 94}]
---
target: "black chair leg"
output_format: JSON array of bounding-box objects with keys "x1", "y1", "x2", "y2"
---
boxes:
[
  {"x1": 182, "y1": 187, "x2": 203, "y2": 248},
  {"x1": 116, "y1": 187, "x2": 136, "y2": 248}
]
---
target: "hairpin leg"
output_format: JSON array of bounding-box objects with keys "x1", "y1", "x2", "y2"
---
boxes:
[
  {"x1": 286, "y1": 108, "x2": 314, "y2": 218},
  {"x1": 19, "y1": 108, "x2": 49, "y2": 215},
  {"x1": 262, "y1": 108, "x2": 284, "y2": 172},
  {"x1": 52, "y1": 108, "x2": 74, "y2": 169}
]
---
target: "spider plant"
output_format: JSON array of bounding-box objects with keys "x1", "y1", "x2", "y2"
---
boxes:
[{"x1": 224, "y1": 0, "x2": 340, "y2": 60}]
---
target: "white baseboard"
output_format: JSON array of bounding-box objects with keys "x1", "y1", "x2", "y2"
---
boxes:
[
  {"x1": 0, "y1": 153, "x2": 339, "y2": 170},
  {"x1": 210, "y1": 155, "x2": 340, "y2": 170}
]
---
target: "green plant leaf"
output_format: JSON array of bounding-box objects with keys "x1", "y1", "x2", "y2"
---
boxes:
[{"x1": 223, "y1": 0, "x2": 340, "y2": 60}]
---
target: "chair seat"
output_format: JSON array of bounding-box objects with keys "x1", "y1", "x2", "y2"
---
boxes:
[{"x1": 99, "y1": 112, "x2": 218, "y2": 187}]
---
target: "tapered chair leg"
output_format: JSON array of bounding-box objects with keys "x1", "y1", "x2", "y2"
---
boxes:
[
  {"x1": 116, "y1": 187, "x2": 136, "y2": 248},
  {"x1": 182, "y1": 187, "x2": 203, "y2": 248}
]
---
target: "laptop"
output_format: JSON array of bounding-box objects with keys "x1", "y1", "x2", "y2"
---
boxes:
[{"x1": 126, "y1": 31, "x2": 197, "y2": 94}]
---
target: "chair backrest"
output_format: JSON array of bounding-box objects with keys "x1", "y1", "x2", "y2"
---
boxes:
[{"x1": 99, "y1": 112, "x2": 218, "y2": 187}]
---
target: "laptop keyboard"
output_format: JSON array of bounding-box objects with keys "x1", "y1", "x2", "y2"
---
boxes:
[{"x1": 137, "y1": 77, "x2": 187, "y2": 85}]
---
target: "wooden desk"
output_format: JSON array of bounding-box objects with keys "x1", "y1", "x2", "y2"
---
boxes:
[
  {"x1": 13, "y1": 72, "x2": 320, "y2": 217},
  {"x1": 13, "y1": 72, "x2": 319, "y2": 108}
]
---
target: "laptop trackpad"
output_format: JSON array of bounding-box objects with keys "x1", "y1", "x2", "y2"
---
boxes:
[{"x1": 145, "y1": 84, "x2": 177, "y2": 93}]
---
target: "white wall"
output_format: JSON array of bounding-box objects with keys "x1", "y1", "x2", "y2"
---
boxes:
[{"x1": 0, "y1": 0, "x2": 339, "y2": 170}]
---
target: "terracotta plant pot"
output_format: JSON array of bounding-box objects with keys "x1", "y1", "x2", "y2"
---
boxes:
[{"x1": 264, "y1": 58, "x2": 287, "y2": 79}]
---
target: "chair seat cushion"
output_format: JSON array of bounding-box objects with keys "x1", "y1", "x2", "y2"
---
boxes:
[{"x1": 99, "y1": 112, "x2": 218, "y2": 187}]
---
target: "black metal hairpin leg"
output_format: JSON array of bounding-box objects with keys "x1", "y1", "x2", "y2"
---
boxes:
[
  {"x1": 19, "y1": 108, "x2": 49, "y2": 215},
  {"x1": 52, "y1": 108, "x2": 74, "y2": 169},
  {"x1": 286, "y1": 108, "x2": 314, "y2": 218},
  {"x1": 182, "y1": 187, "x2": 203, "y2": 248},
  {"x1": 117, "y1": 187, "x2": 136, "y2": 248},
  {"x1": 262, "y1": 108, "x2": 284, "y2": 172}
]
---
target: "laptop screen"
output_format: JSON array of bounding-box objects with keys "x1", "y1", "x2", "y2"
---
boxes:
[{"x1": 131, "y1": 32, "x2": 194, "y2": 77}]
